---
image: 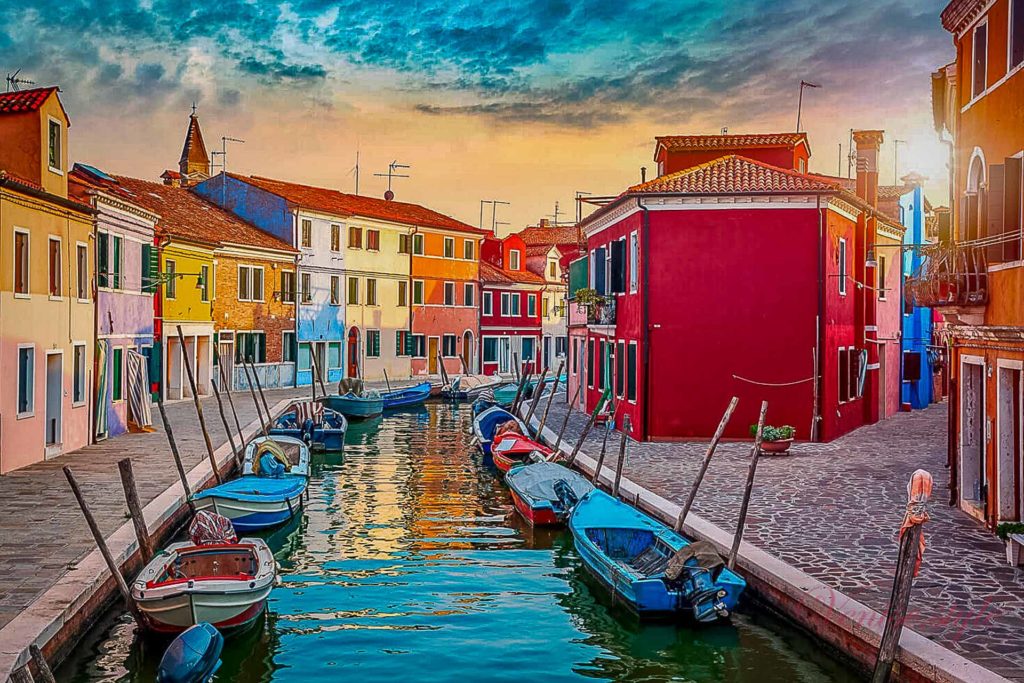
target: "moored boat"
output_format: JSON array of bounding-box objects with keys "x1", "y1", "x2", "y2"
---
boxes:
[
  {"x1": 471, "y1": 405, "x2": 526, "y2": 456},
  {"x1": 382, "y1": 381, "x2": 432, "y2": 409},
  {"x1": 320, "y1": 392, "x2": 384, "y2": 420},
  {"x1": 505, "y1": 461, "x2": 593, "y2": 526},
  {"x1": 491, "y1": 431, "x2": 553, "y2": 472},
  {"x1": 569, "y1": 489, "x2": 745, "y2": 622},
  {"x1": 269, "y1": 403, "x2": 347, "y2": 452},
  {"x1": 242, "y1": 435, "x2": 311, "y2": 477}
]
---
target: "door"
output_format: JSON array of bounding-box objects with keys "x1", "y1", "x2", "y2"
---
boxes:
[
  {"x1": 498, "y1": 337, "x2": 512, "y2": 374},
  {"x1": 347, "y1": 328, "x2": 360, "y2": 379},
  {"x1": 543, "y1": 336, "x2": 552, "y2": 370},
  {"x1": 428, "y1": 337, "x2": 440, "y2": 375},
  {"x1": 997, "y1": 365, "x2": 1022, "y2": 521},
  {"x1": 45, "y1": 352, "x2": 62, "y2": 447},
  {"x1": 960, "y1": 360, "x2": 986, "y2": 515},
  {"x1": 462, "y1": 331, "x2": 474, "y2": 373},
  {"x1": 218, "y1": 341, "x2": 234, "y2": 390}
]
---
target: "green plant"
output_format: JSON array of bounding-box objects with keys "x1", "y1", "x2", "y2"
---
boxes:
[
  {"x1": 750, "y1": 424, "x2": 795, "y2": 442},
  {"x1": 996, "y1": 522, "x2": 1024, "y2": 540},
  {"x1": 573, "y1": 287, "x2": 605, "y2": 309}
]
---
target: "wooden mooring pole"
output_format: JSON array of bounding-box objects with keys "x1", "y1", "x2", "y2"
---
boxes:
[
  {"x1": 63, "y1": 466, "x2": 147, "y2": 626},
  {"x1": 675, "y1": 397, "x2": 738, "y2": 533},
  {"x1": 309, "y1": 346, "x2": 328, "y2": 397},
  {"x1": 567, "y1": 394, "x2": 607, "y2": 467},
  {"x1": 510, "y1": 363, "x2": 529, "y2": 414},
  {"x1": 219, "y1": 363, "x2": 245, "y2": 448},
  {"x1": 242, "y1": 361, "x2": 269, "y2": 437},
  {"x1": 210, "y1": 370, "x2": 241, "y2": 468},
  {"x1": 590, "y1": 407, "x2": 616, "y2": 485},
  {"x1": 10, "y1": 666, "x2": 33, "y2": 683},
  {"x1": 249, "y1": 357, "x2": 273, "y2": 421},
  {"x1": 156, "y1": 398, "x2": 197, "y2": 516},
  {"x1": 728, "y1": 400, "x2": 768, "y2": 570},
  {"x1": 611, "y1": 416, "x2": 630, "y2": 498},
  {"x1": 524, "y1": 368, "x2": 549, "y2": 425},
  {"x1": 536, "y1": 360, "x2": 564, "y2": 437},
  {"x1": 176, "y1": 326, "x2": 222, "y2": 484},
  {"x1": 117, "y1": 458, "x2": 154, "y2": 564},
  {"x1": 553, "y1": 381, "x2": 583, "y2": 454},
  {"x1": 29, "y1": 645, "x2": 56, "y2": 683}
]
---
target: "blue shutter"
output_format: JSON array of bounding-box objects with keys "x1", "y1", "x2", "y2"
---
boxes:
[{"x1": 594, "y1": 247, "x2": 606, "y2": 295}]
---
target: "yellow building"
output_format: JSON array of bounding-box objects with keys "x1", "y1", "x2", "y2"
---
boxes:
[{"x1": 0, "y1": 87, "x2": 95, "y2": 472}]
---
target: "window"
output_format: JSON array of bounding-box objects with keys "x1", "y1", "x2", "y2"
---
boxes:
[
  {"x1": 235, "y1": 332, "x2": 266, "y2": 364},
  {"x1": 973, "y1": 22, "x2": 988, "y2": 99},
  {"x1": 141, "y1": 243, "x2": 158, "y2": 294},
  {"x1": 301, "y1": 219, "x2": 312, "y2": 248},
  {"x1": 282, "y1": 331, "x2": 296, "y2": 363},
  {"x1": 483, "y1": 291, "x2": 493, "y2": 315},
  {"x1": 76, "y1": 243, "x2": 88, "y2": 299},
  {"x1": 444, "y1": 281, "x2": 456, "y2": 306},
  {"x1": 838, "y1": 347, "x2": 861, "y2": 403},
  {"x1": 508, "y1": 249, "x2": 521, "y2": 270},
  {"x1": 798, "y1": 159, "x2": 807, "y2": 174},
  {"x1": 616, "y1": 340, "x2": 625, "y2": 398},
  {"x1": 17, "y1": 346, "x2": 34, "y2": 415},
  {"x1": 73, "y1": 343, "x2": 86, "y2": 405},
  {"x1": 556, "y1": 336, "x2": 567, "y2": 359},
  {"x1": 542, "y1": 296, "x2": 550, "y2": 318},
  {"x1": 511, "y1": 293, "x2": 521, "y2": 316},
  {"x1": 111, "y1": 236, "x2": 123, "y2": 290},
  {"x1": 587, "y1": 339, "x2": 595, "y2": 388},
  {"x1": 903, "y1": 351, "x2": 922, "y2": 383},
  {"x1": 549, "y1": 261, "x2": 557, "y2": 278},
  {"x1": 298, "y1": 343, "x2": 312, "y2": 372},
  {"x1": 444, "y1": 237, "x2": 455, "y2": 258},
  {"x1": 328, "y1": 342, "x2": 342, "y2": 369},
  {"x1": 165, "y1": 260, "x2": 177, "y2": 299},
  {"x1": 333, "y1": 275, "x2": 344, "y2": 305},
  {"x1": 366, "y1": 278, "x2": 378, "y2": 305},
  {"x1": 413, "y1": 280, "x2": 424, "y2": 305},
  {"x1": 629, "y1": 231, "x2": 639, "y2": 293},
  {"x1": 280, "y1": 271, "x2": 296, "y2": 303},
  {"x1": 366, "y1": 330, "x2": 381, "y2": 358},
  {"x1": 413, "y1": 233, "x2": 424, "y2": 255},
  {"x1": 48, "y1": 237, "x2": 62, "y2": 297},
  {"x1": 837, "y1": 238, "x2": 847, "y2": 296},
  {"x1": 396, "y1": 330, "x2": 413, "y2": 356},
  {"x1": 412, "y1": 334, "x2": 426, "y2": 358},
  {"x1": 442, "y1": 334, "x2": 457, "y2": 357},
  {"x1": 398, "y1": 280, "x2": 408, "y2": 306},
  {"x1": 399, "y1": 234, "x2": 412, "y2": 254},
  {"x1": 463, "y1": 240, "x2": 474, "y2": 260},
  {"x1": 527, "y1": 294, "x2": 536, "y2": 317},
  {"x1": 346, "y1": 276, "x2": 358, "y2": 305},
  {"x1": 367, "y1": 229, "x2": 380, "y2": 251},
  {"x1": 331, "y1": 224, "x2": 341, "y2": 251},
  {"x1": 483, "y1": 337, "x2": 498, "y2": 363},
  {"x1": 522, "y1": 337, "x2": 535, "y2": 366},
  {"x1": 627, "y1": 342, "x2": 637, "y2": 401},
  {"x1": 610, "y1": 239, "x2": 626, "y2": 293},
  {"x1": 500, "y1": 292, "x2": 510, "y2": 316},
  {"x1": 463, "y1": 283, "x2": 475, "y2": 307},
  {"x1": 97, "y1": 232, "x2": 109, "y2": 288},
  {"x1": 1013, "y1": 0, "x2": 1024, "y2": 69},
  {"x1": 877, "y1": 255, "x2": 887, "y2": 301},
  {"x1": 238, "y1": 265, "x2": 265, "y2": 302},
  {"x1": 572, "y1": 338, "x2": 579, "y2": 373},
  {"x1": 112, "y1": 347, "x2": 124, "y2": 402},
  {"x1": 48, "y1": 118, "x2": 61, "y2": 171},
  {"x1": 348, "y1": 225, "x2": 362, "y2": 248},
  {"x1": 301, "y1": 272, "x2": 312, "y2": 303},
  {"x1": 591, "y1": 247, "x2": 607, "y2": 294},
  {"x1": 14, "y1": 230, "x2": 29, "y2": 295},
  {"x1": 597, "y1": 340, "x2": 606, "y2": 390},
  {"x1": 199, "y1": 265, "x2": 210, "y2": 302}
]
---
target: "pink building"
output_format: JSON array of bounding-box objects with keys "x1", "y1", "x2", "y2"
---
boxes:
[{"x1": 479, "y1": 234, "x2": 546, "y2": 375}]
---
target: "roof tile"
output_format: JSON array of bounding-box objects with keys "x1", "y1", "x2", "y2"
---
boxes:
[
  {"x1": 629, "y1": 155, "x2": 839, "y2": 194},
  {"x1": 479, "y1": 261, "x2": 546, "y2": 285},
  {"x1": 0, "y1": 87, "x2": 58, "y2": 115},
  {"x1": 656, "y1": 132, "x2": 808, "y2": 152},
  {"x1": 516, "y1": 224, "x2": 582, "y2": 248}
]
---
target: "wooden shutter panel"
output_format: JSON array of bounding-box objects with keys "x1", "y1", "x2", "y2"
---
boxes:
[
  {"x1": 987, "y1": 164, "x2": 1005, "y2": 261},
  {"x1": 610, "y1": 240, "x2": 625, "y2": 293},
  {"x1": 594, "y1": 247, "x2": 606, "y2": 294},
  {"x1": 1005, "y1": 157, "x2": 1022, "y2": 262},
  {"x1": 97, "y1": 232, "x2": 109, "y2": 287}
]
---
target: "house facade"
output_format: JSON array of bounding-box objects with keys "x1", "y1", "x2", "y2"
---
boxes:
[
  {"x1": 479, "y1": 234, "x2": 545, "y2": 375},
  {"x1": 896, "y1": 176, "x2": 937, "y2": 410},
  {"x1": 0, "y1": 87, "x2": 95, "y2": 472},
  {"x1": 916, "y1": 0, "x2": 1024, "y2": 528}
]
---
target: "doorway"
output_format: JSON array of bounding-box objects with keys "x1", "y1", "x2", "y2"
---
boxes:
[
  {"x1": 45, "y1": 352, "x2": 63, "y2": 448},
  {"x1": 498, "y1": 337, "x2": 512, "y2": 374},
  {"x1": 218, "y1": 340, "x2": 234, "y2": 390},
  {"x1": 543, "y1": 335, "x2": 552, "y2": 370},
  {"x1": 347, "y1": 328, "x2": 360, "y2": 379},
  {"x1": 960, "y1": 358, "x2": 986, "y2": 517},
  {"x1": 462, "y1": 331, "x2": 474, "y2": 374},
  {"x1": 428, "y1": 337, "x2": 440, "y2": 375},
  {"x1": 997, "y1": 363, "x2": 1022, "y2": 521}
]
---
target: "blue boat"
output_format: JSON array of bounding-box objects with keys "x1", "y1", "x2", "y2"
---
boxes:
[
  {"x1": 241, "y1": 436, "x2": 311, "y2": 477},
  {"x1": 320, "y1": 393, "x2": 384, "y2": 420},
  {"x1": 471, "y1": 405, "x2": 526, "y2": 456},
  {"x1": 492, "y1": 373, "x2": 566, "y2": 406},
  {"x1": 270, "y1": 403, "x2": 348, "y2": 451},
  {"x1": 382, "y1": 381, "x2": 432, "y2": 410},
  {"x1": 569, "y1": 490, "x2": 745, "y2": 622},
  {"x1": 157, "y1": 623, "x2": 223, "y2": 683}
]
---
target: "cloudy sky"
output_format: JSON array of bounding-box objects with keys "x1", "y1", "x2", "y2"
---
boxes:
[{"x1": 4, "y1": 0, "x2": 954, "y2": 229}]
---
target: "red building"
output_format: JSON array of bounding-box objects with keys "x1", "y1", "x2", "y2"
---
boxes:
[
  {"x1": 479, "y1": 234, "x2": 546, "y2": 375},
  {"x1": 569, "y1": 132, "x2": 904, "y2": 442}
]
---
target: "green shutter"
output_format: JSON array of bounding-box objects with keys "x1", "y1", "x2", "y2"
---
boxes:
[
  {"x1": 97, "y1": 232, "x2": 109, "y2": 287},
  {"x1": 374, "y1": 332, "x2": 381, "y2": 357},
  {"x1": 568, "y1": 256, "x2": 588, "y2": 298}
]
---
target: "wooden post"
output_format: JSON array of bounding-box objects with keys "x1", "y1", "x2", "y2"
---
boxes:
[
  {"x1": 511, "y1": 353, "x2": 520, "y2": 382},
  {"x1": 241, "y1": 361, "x2": 269, "y2": 437},
  {"x1": 175, "y1": 326, "x2": 222, "y2": 484},
  {"x1": 309, "y1": 345, "x2": 328, "y2": 397},
  {"x1": 437, "y1": 353, "x2": 449, "y2": 386},
  {"x1": 728, "y1": 400, "x2": 768, "y2": 570},
  {"x1": 675, "y1": 397, "x2": 739, "y2": 532},
  {"x1": 612, "y1": 416, "x2": 630, "y2": 498},
  {"x1": 10, "y1": 666, "x2": 33, "y2": 683},
  {"x1": 156, "y1": 398, "x2": 196, "y2": 516},
  {"x1": 219, "y1": 363, "x2": 245, "y2": 448},
  {"x1": 308, "y1": 346, "x2": 317, "y2": 401},
  {"x1": 553, "y1": 381, "x2": 583, "y2": 453},
  {"x1": 510, "y1": 370, "x2": 530, "y2": 414},
  {"x1": 383, "y1": 368, "x2": 394, "y2": 395},
  {"x1": 537, "y1": 360, "x2": 564, "y2": 436},
  {"x1": 590, "y1": 413, "x2": 615, "y2": 485},
  {"x1": 29, "y1": 645, "x2": 56, "y2": 683},
  {"x1": 249, "y1": 357, "x2": 273, "y2": 422},
  {"x1": 524, "y1": 368, "x2": 549, "y2": 425},
  {"x1": 210, "y1": 372, "x2": 241, "y2": 468},
  {"x1": 63, "y1": 466, "x2": 147, "y2": 626},
  {"x1": 567, "y1": 393, "x2": 606, "y2": 467},
  {"x1": 117, "y1": 458, "x2": 154, "y2": 564}
]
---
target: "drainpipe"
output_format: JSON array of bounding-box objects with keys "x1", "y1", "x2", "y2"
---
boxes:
[
  {"x1": 640, "y1": 198, "x2": 651, "y2": 441},
  {"x1": 815, "y1": 194, "x2": 824, "y2": 442}
]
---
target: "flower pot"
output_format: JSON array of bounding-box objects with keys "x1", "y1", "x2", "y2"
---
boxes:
[
  {"x1": 760, "y1": 438, "x2": 794, "y2": 454},
  {"x1": 1007, "y1": 535, "x2": 1024, "y2": 567}
]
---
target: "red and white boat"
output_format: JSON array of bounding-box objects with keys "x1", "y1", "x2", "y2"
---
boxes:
[
  {"x1": 506, "y1": 461, "x2": 594, "y2": 527},
  {"x1": 491, "y1": 432, "x2": 553, "y2": 473}
]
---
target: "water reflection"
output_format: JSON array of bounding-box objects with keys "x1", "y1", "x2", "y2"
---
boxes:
[{"x1": 58, "y1": 404, "x2": 856, "y2": 683}]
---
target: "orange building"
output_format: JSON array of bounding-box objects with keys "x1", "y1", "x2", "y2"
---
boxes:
[{"x1": 919, "y1": 0, "x2": 1024, "y2": 529}]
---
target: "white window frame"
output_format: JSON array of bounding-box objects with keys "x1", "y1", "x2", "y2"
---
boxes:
[
  {"x1": 444, "y1": 236, "x2": 455, "y2": 259},
  {"x1": 200, "y1": 264, "x2": 211, "y2": 303},
  {"x1": 483, "y1": 291, "x2": 493, "y2": 316},
  {"x1": 838, "y1": 238, "x2": 848, "y2": 296},
  {"x1": 237, "y1": 264, "x2": 265, "y2": 302},
  {"x1": 48, "y1": 235, "x2": 63, "y2": 300},
  {"x1": 366, "y1": 228, "x2": 380, "y2": 251},
  {"x1": 282, "y1": 330, "x2": 297, "y2": 364},
  {"x1": 463, "y1": 239, "x2": 474, "y2": 260},
  {"x1": 511, "y1": 292, "x2": 521, "y2": 316},
  {"x1": 366, "y1": 329, "x2": 381, "y2": 358},
  {"x1": 366, "y1": 277, "x2": 378, "y2": 306},
  {"x1": 627, "y1": 340, "x2": 638, "y2": 403},
  {"x1": 463, "y1": 282, "x2": 475, "y2": 308},
  {"x1": 13, "y1": 227, "x2": 30, "y2": 298},
  {"x1": 165, "y1": 259, "x2": 177, "y2": 299},
  {"x1": 300, "y1": 272, "x2": 312, "y2": 303},
  {"x1": 72, "y1": 342, "x2": 88, "y2": 407},
  {"x1": 330, "y1": 224, "x2": 341, "y2": 252},
  {"x1": 444, "y1": 281, "x2": 456, "y2": 306},
  {"x1": 877, "y1": 255, "x2": 887, "y2": 301},
  {"x1": 280, "y1": 269, "x2": 296, "y2": 305},
  {"x1": 47, "y1": 115, "x2": 63, "y2": 175},
  {"x1": 17, "y1": 343, "x2": 35, "y2": 418},
  {"x1": 412, "y1": 233, "x2": 424, "y2": 255},
  {"x1": 300, "y1": 219, "x2": 312, "y2": 248},
  {"x1": 442, "y1": 333, "x2": 457, "y2": 357},
  {"x1": 527, "y1": 293, "x2": 536, "y2": 317},
  {"x1": 333, "y1": 275, "x2": 344, "y2": 306},
  {"x1": 509, "y1": 249, "x2": 521, "y2": 270},
  {"x1": 500, "y1": 291, "x2": 510, "y2": 316},
  {"x1": 629, "y1": 230, "x2": 639, "y2": 293}
]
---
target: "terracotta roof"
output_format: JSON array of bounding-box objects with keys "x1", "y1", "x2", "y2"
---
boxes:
[
  {"x1": 941, "y1": 0, "x2": 985, "y2": 33},
  {"x1": 111, "y1": 174, "x2": 296, "y2": 253},
  {"x1": 629, "y1": 155, "x2": 839, "y2": 194},
  {"x1": 525, "y1": 245, "x2": 555, "y2": 257},
  {"x1": 179, "y1": 115, "x2": 209, "y2": 168},
  {"x1": 233, "y1": 174, "x2": 487, "y2": 235},
  {"x1": 479, "y1": 261, "x2": 546, "y2": 286},
  {"x1": 809, "y1": 172, "x2": 856, "y2": 192},
  {"x1": 516, "y1": 224, "x2": 582, "y2": 248},
  {"x1": 0, "y1": 169, "x2": 92, "y2": 212},
  {"x1": 0, "y1": 87, "x2": 59, "y2": 115},
  {"x1": 655, "y1": 132, "x2": 808, "y2": 155},
  {"x1": 161, "y1": 170, "x2": 182, "y2": 179},
  {"x1": 878, "y1": 185, "x2": 911, "y2": 200}
]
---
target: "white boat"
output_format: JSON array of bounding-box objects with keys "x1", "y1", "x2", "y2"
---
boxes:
[
  {"x1": 241, "y1": 435, "x2": 310, "y2": 477},
  {"x1": 131, "y1": 538, "x2": 276, "y2": 633}
]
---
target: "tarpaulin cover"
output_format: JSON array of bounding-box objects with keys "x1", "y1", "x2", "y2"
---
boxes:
[
  {"x1": 506, "y1": 462, "x2": 593, "y2": 504},
  {"x1": 189, "y1": 511, "x2": 237, "y2": 546}
]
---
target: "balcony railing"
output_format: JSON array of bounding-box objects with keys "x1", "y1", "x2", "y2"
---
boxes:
[
  {"x1": 587, "y1": 296, "x2": 617, "y2": 326},
  {"x1": 904, "y1": 243, "x2": 989, "y2": 309}
]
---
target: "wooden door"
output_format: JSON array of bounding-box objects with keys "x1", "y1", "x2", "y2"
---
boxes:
[{"x1": 428, "y1": 338, "x2": 439, "y2": 374}]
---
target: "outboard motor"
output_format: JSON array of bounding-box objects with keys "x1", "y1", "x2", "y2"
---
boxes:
[
  {"x1": 663, "y1": 541, "x2": 731, "y2": 622},
  {"x1": 552, "y1": 479, "x2": 580, "y2": 518},
  {"x1": 157, "y1": 623, "x2": 224, "y2": 683}
]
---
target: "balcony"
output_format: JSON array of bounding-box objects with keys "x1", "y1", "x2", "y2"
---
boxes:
[
  {"x1": 905, "y1": 243, "x2": 988, "y2": 324},
  {"x1": 587, "y1": 296, "x2": 617, "y2": 326}
]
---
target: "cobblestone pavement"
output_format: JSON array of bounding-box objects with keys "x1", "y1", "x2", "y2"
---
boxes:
[{"x1": 543, "y1": 400, "x2": 1024, "y2": 680}]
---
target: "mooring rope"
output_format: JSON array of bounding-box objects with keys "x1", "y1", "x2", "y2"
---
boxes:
[{"x1": 731, "y1": 374, "x2": 814, "y2": 387}]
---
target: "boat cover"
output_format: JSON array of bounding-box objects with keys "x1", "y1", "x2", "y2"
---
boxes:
[
  {"x1": 507, "y1": 462, "x2": 593, "y2": 503},
  {"x1": 474, "y1": 407, "x2": 519, "y2": 441},
  {"x1": 189, "y1": 511, "x2": 237, "y2": 546},
  {"x1": 251, "y1": 440, "x2": 291, "y2": 476}
]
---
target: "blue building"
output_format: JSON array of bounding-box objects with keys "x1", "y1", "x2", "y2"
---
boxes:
[{"x1": 897, "y1": 175, "x2": 934, "y2": 409}]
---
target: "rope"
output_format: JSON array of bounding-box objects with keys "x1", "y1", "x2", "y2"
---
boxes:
[{"x1": 731, "y1": 374, "x2": 814, "y2": 387}]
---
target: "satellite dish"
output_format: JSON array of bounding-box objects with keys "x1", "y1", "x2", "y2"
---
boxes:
[{"x1": 384, "y1": 190, "x2": 394, "y2": 201}]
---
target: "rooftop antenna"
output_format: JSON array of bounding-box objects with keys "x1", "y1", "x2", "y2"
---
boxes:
[
  {"x1": 210, "y1": 135, "x2": 245, "y2": 206},
  {"x1": 5, "y1": 69, "x2": 34, "y2": 92},
  {"x1": 374, "y1": 160, "x2": 410, "y2": 200},
  {"x1": 847, "y1": 129, "x2": 856, "y2": 179},
  {"x1": 551, "y1": 200, "x2": 562, "y2": 226},
  {"x1": 575, "y1": 191, "x2": 592, "y2": 224},
  {"x1": 353, "y1": 149, "x2": 360, "y2": 195},
  {"x1": 720, "y1": 127, "x2": 728, "y2": 135},
  {"x1": 490, "y1": 200, "x2": 510, "y2": 235},
  {"x1": 479, "y1": 200, "x2": 494, "y2": 230},
  {"x1": 796, "y1": 80, "x2": 820, "y2": 133}
]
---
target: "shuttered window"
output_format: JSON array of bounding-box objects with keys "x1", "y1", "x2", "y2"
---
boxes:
[
  {"x1": 568, "y1": 256, "x2": 588, "y2": 299},
  {"x1": 627, "y1": 342, "x2": 637, "y2": 401},
  {"x1": 610, "y1": 239, "x2": 625, "y2": 293},
  {"x1": 616, "y1": 340, "x2": 625, "y2": 398},
  {"x1": 367, "y1": 330, "x2": 381, "y2": 358}
]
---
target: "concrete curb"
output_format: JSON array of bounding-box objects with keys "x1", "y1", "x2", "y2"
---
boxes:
[
  {"x1": 528, "y1": 405, "x2": 1010, "y2": 683},
  {"x1": 0, "y1": 397, "x2": 293, "y2": 681}
]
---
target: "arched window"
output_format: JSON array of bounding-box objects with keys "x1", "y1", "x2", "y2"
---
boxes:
[{"x1": 963, "y1": 150, "x2": 987, "y2": 242}]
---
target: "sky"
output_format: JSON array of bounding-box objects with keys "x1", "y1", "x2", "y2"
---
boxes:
[{"x1": 3, "y1": 0, "x2": 955, "y2": 231}]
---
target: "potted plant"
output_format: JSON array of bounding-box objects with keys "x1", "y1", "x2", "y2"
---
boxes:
[
  {"x1": 752, "y1": 424, "x2": 795, "y2": 454},
  {"x1": 996, "y1": 522, "x2": 1024, "y2": 566},
  {"x1": 573, "y1": 287, "x2": 604, "y2": 312}
]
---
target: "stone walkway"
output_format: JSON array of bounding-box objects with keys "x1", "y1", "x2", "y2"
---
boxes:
[{"x1": 543, "y1": 400, "x2": 1024, "y2": 680}]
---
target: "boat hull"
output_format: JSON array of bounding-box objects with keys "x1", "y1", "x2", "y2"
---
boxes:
[
  {"x1": 320, "y1": 394, "x2": 384, "y2": 420},
  {"x1": 382, "y1": 381, "x2": 432, "y2": 409},
  {"x1": 471, "y1": 406, "x2": 526, "y2": 456},
  {"x1": 509, "y1": 489, "x2": 560, "y2": 526},
  {"x1": 505, "y1": 461, "x2": 594, "y2": 528},
  {"x1": 193, "y1": 491, "x2": 304, "y2": 532}
]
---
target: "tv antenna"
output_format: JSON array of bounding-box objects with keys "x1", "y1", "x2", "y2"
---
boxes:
[
  {"x1": 374, "y1": 160, "x2": 410, "y2": 200},
  {"x1": 210, "y1": 135, "x2": 245, "y2": 205},
  {"x1": 5, "y1": 69, "x2": 34, "y2": 92}
]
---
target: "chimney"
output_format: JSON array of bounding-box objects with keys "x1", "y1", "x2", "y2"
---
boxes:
[
  {"x1": 538, "y1": 218, "x2": 549, "y2": 229},
  {"x1": 852, "y1": 130, "x2": 884, "y2": 208},
  {"x1": 640, "y1": 166, "x2": 647, "y2": 183}
]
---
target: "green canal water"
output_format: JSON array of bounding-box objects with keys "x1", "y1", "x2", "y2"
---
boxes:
[{"x1": 58, "y1": 404, "x2": 858, "y2": 682}]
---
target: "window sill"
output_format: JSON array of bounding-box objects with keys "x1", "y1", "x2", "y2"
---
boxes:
[
  {"x1": 49, "y1": 295, "x2": 64, "y2": 302},
  {"x1": 14, "y1": 293, "x2": 31, "y2": 300},
  {"x1": 49, "y1": 166, "x2": 64, "y2": 176},
  {"x1": 77, "y1": 298, "x2": 90, "y2": 304},
  {"x1": 72, "y1": 400, "x2": 87, "y2": 408},
  {"x1": 16, "y1": 411, "x2": 34, "y2": 420}
]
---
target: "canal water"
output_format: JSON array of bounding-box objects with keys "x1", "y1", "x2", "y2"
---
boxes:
[{"x1": 59, "y1": 404, "x2": 857, "y2": 682}]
